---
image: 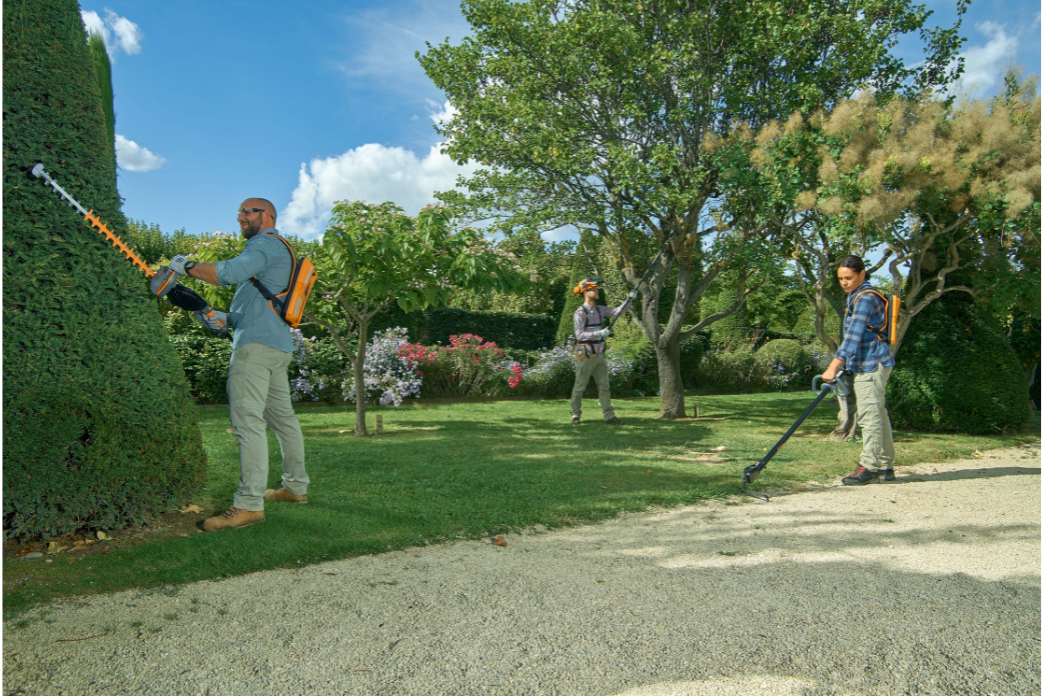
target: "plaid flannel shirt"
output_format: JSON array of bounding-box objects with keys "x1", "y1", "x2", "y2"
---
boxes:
[{"x1": 834, "y1": 281, "x2": 896, "y2": 374}]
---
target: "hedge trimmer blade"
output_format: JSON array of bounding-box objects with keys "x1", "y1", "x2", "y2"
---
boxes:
[{"x1": 31, "y1": 163, "x2": 154, "y2": 277}]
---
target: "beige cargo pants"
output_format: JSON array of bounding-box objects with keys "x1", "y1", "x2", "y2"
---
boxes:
[
  {"x1": 854, "y1": 364, "x2": 894, "y2": 471},
  {"x1": 227, "y1": 342, "x2": 309, "y2": 511}
]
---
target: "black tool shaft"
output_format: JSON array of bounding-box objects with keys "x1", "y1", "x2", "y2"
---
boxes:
[
  {"x1": 742, "y1": 388, "x2": 833, "y2": 486},
  {"x1": 606, "y1": 230, "x2": 676, "y2": 331}
]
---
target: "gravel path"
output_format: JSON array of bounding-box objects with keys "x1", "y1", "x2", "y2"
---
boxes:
[{"x1": 4, "y1": 444, "x2": 1040, "y2": 696}]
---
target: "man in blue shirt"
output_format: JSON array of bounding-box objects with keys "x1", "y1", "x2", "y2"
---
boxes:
[{"x1": 170, "y1": 198, "x2": 309, "y2": 530}]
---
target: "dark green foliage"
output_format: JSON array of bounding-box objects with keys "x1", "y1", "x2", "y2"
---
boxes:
[
  {"x1": 370, "y1": 303, "x2": 426, "y2": 344},
  {"x1": 427, "y1": 307, "x2": 556, "y2": 350},
  {"x1": 122, "y1": 220, "x2": 197, "y2": 266},
  {"x1": 86, "y1": 30, "x2": 114, "y2": 169},
  {"x1": 3, "y1": 0, "x2": 206, "y2": 539},
  {"x1": 888, "y1": 293, "x2": 1031, "y2": 434},
  {"x1": 167, "y1": 335, "x2": 235, "y2": 404}
]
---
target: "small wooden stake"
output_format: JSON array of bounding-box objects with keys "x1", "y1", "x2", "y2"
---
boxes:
[
  {"x1": 375, "y1": 414, "x2": 383, "y2": 433},
  {"x1": 694, "y1": 405, "x2": 699, "y2": 419}
]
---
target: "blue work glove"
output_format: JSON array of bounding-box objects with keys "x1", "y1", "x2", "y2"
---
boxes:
[
  {"x1": 193, "y1": 309, "x2": 229, "y2": 337},
  {"x1": 627, "y1": 289, "x2": 638, "y2": 301},
  {"x1": 597, "y1": 328, "x2": 612, "y2": 338},
  {"x1": 168, "y1": 255, "x2": 192, "y2": 275}
]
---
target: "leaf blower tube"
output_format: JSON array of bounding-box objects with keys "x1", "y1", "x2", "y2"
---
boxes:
[
  {"x1": 31, "y1": 163, "x2": 228, "y2": 338},
  {"x1": 741, "y1": 371, "x2": 849, "y2": 500},
  {"x1": 604, "y1": 229, "x2": 677, "y2": 333}
]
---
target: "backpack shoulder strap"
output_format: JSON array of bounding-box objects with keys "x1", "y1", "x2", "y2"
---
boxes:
[{"x1": 249, "y1": 232, "x2": 296, "y2": 299}]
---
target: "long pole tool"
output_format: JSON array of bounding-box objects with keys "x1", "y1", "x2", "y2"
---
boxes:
[
  {"x1": 605, "y1": 229, "x2": 677, "y2": 332},
  {"x1": 741, "y1": 372, "x2": 849, "y2": 501}
]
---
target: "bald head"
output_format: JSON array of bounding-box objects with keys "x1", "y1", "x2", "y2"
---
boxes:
[
  {"x1": 237, "y1": 198, "x2": 277, "y2": 239},
  {"x1": 240, "y1": 198, "x2": 276, "y2": 223}
]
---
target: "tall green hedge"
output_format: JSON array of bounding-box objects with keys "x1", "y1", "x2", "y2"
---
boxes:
[
  {"x1": 888, "y1": 291, "x2": 1030, "y2": 434},
  {"x1": 87, "y1": 30, "x2": 115, "y2": 170},
  {"x1": 427, "y1": 307, "x2": 556, "y2": 350},
  {"x1": 3, "y1": 0, "x2": 206, "y2": 539}
]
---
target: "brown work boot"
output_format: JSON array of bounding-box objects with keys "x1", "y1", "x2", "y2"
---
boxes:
[
  {"x1": 264, "y1": 487, "x2": 308, "y2": 504},
  {"x1": 202, "y1": 507, "x2": 265, "y2": 532},
  {"x1": 605, "y1": 417, "x2": 624, "y2": 425}
]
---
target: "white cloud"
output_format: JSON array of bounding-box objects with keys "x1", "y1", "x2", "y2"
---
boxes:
[
  {"x1": 336, "y1": 1, "x2": 471, "y2": 96},
  {"x1": 115, "y1": 135, "x2": 165, "y2": 172},
  {"x1": 951, "y1": 22, "x2": 1019, "y2": 99},
  {"x1": 427, "y1": 100, "x2": 457, "y2": 125},
  {"x1": 280, "y1": 143, "x2": 481, "y2": 240},
  {"x1": 80, "y1": 8, "x2": 143, "y2": 59}
]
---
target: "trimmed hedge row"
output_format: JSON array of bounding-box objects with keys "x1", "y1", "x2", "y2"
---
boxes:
[{"x1": 427, "y1": 307, "x2": 556, "y2": 350}]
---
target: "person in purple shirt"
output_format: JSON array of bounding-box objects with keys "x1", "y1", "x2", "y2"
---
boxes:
[
  {"x1": 821, "y1": 255, "x2": 897, "y2": 485},
  {"x1": 570, "y1": 277, "x2": 633, "y2": 425}
]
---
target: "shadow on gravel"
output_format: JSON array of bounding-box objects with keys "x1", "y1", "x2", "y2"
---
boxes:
[{"x1": 888, "y1": 466, "x2": 1040, "y2": 483}]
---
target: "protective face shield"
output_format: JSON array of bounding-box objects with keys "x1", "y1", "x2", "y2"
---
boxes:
[{"x1": 573, "y1": 276, "x2": 601, "y2": 295}]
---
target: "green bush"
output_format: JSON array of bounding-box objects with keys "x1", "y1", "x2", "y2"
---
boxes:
[
  {"x1": 693, "y1": 347, "x2": 758, "y2": 392},
  {"x1": 3, "y1": 0, "x2": 206, "y2": 539},
  {"x1": 168, "y1": 334, "x2": 234, "y2": 404},
  {"x1": 888, "y1": 293, "x2": 1030, "y2": 434},
  {"x1": 754, "y1": 339, "x2": 817, "y2": 390}
]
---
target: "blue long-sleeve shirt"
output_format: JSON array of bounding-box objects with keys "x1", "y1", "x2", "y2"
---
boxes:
[
  {"x1": 834, "y1": 281, "x2": 896, "y2": 374},
  {"x1": 215, "y1": 228, "x2": 294, "y2": 352}
]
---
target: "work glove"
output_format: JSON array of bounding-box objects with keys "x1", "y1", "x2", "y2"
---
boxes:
[
  {"x1": 627, "y1": 289, "x2": 638, "y2": 301},
  {"x1": 168, "y1": 255, "x2": 192, "y2": 275},
  {"x1": 150, "y1": 266, "x2": 179, "y2": 299},
  {"x1": 193, "y1": 309, "x2": 229, "y2": 337},
  {"x1": 597, "y1": 328, "x2": 612, "y2": 338}
]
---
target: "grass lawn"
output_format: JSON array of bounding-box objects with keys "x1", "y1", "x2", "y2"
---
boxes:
[{"x1": 4, "y1": 394, "x2": 1039, "y2": 619}]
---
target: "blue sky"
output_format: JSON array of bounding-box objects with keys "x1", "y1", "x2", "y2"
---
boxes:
[{"x1": 83, "y1": 0, "x2": 1041, "y2": 243}]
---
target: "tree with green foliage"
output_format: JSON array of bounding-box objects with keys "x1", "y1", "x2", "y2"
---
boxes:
[
  {"x1": 450, "y1": 230, "x2": 574, "y2": 316},
  {"x1": 420, "y1": 0, "x2": 967, "y2": 418},
  {"x1": 306, "y1": 201, "x2": 531, "y2": 436},
  {"x1": 86, "y1": 30, "x2": 115, "y2": 170},
  {"x1": 3, "y1": 0, "x2": 205, "y2": 539}
]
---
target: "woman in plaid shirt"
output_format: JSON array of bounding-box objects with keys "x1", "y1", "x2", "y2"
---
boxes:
[{"x1": 821, "y1": 256, "x2": 897, "y2": 485}]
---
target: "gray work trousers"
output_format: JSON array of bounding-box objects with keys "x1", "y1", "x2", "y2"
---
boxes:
[
  {"x1": 227, "y1": 342, "x2": 308, "y2": 511},
  {"x1": 570, "y1": 350, "x2": 616, "y2": 421}
]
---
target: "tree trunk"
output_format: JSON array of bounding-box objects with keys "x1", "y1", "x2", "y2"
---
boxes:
[
  {"x1": 655, "y1": 332, "x2": 685, "y2": 418},
  {"x1": 353, "y1": 316, "x2": 369, "y2": 437},
  {"x1": 824, "y1": 372, "x2": 858, "y2": 441}
]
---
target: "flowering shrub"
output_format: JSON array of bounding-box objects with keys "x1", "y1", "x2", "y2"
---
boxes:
[
  {"x1": 399, "y1": 333, "x2": 520, "y2": 398},
  {"x1": 289, "y1": 329, "x2": 349, "y2": 402},
  {"x1": 342, "y1": 327, "x2": 422, "y2": 406}
]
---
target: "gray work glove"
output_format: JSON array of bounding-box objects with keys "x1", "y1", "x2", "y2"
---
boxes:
[
  {"x1": 193, "y1": 309, "x2": 229, "y2": 337},
  {"x1": 168, "y1": 255, "x2": 192, "y2": 275},
  {"x1": 627, "y1": 289, "x2": 638, "y2": 301},
  {"x1": 597, "y1": 328, "x2": 612, "y2": 338},
  {"x1": 150, "y1": 266, "x2": 179, "y2": 299}
]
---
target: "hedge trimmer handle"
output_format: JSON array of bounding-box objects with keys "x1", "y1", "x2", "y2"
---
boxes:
[{"x1": 813, "y1": 371, "x2": 849, "y2": 397}]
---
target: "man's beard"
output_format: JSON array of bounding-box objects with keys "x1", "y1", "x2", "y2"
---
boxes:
[{"x1": 241, "y1": 219, "x2": 263, "y2": 239}]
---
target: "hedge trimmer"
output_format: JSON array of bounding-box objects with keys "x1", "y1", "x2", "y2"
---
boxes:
[{"x1": 31, "y1": 163, "x2": 227, "y2": 336}]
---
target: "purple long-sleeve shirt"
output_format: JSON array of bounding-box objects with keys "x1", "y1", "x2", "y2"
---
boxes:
[{"x1": 573, "y1": 302, "x2": 626, "y2": 355}]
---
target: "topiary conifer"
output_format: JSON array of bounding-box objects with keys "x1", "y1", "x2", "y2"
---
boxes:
[{"x1": 3, "y1": 0, "x2": 206, "y2": 539}]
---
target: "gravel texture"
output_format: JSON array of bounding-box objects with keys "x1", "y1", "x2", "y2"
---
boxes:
[{"x1": 4, "y1": 444, "x2": 1040, "y2": 696}]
